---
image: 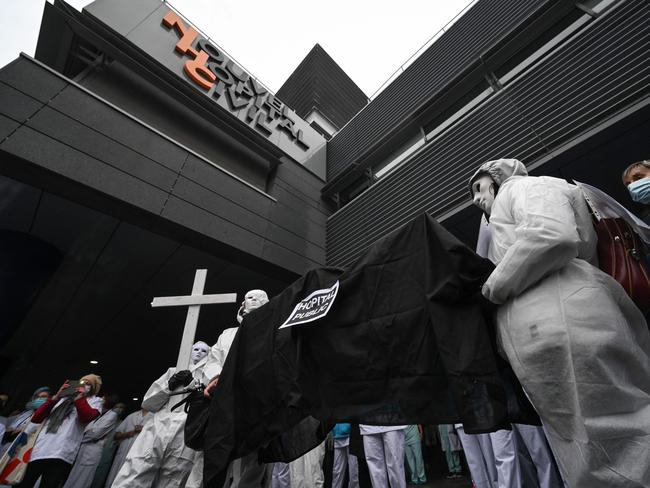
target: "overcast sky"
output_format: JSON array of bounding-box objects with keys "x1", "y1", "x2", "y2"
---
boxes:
[{"x1": 0, "y1": 0, "x2": 473, "y2": 97}]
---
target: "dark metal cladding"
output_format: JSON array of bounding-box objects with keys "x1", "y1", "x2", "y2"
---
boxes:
[
  {"x1": 277, "y1": 44, "x2": 368, "y2": 131},
  {"x1": 326, "y1": 0, "x2": 553, "y2": 183},
  {"x1": 327, "y1": 0, "x2": 650, "y2": 267}
]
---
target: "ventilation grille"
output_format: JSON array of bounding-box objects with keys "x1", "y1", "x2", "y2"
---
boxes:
[
  {"x1": 327, "y1": 0, "x2": 650, "y2": 267},
  {"x1": 326, "y1": 0, "x2": 550, "y2": 182}
]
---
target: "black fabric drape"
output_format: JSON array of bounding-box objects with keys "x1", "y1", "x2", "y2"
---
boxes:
[{"x1": 203, "y1": 213, "x2": 538, "y2": 487}]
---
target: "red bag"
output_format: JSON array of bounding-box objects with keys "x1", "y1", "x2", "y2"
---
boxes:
[{"x1": 594, "y1": 217, "x2": 650, "y2": 313}]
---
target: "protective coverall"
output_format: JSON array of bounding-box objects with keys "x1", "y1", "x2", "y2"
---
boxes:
[
  {"x1": 469, "y1": 158, "x2": 650, "y2": 487},
  {"x1": 476, "y1": 221, "x2": 563, "y2": 488},
  {"x1": 112, "y1": 356, "x2": 208, "y2": 488},
  {"x1": 104, "y1": 410, "x2": 151, "y2": 488}
]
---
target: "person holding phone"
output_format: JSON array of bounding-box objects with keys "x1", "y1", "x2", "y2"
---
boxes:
[{"x1": 17, "y1": 374, "x2": 103, "y2": 488}]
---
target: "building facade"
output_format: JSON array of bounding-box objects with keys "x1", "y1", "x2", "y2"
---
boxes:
[{"x1": 1, "y1": 0, "x2": 649, "y2": 403}]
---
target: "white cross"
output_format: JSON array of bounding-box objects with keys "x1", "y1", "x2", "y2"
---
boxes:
[{"x1": 151, "y1": 269, "x2": 237, "y2": 370}]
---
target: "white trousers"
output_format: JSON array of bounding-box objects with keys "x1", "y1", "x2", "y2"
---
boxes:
[
  {"x1": 111, "y1": 453, "x2": 193, "y2": 488},
  {"x1": 455, "y1": 424, "x2": 496, "y2": 488},
  {"x1": 362, "y1": 430, "x2": 405, "y2": 488},
  {"x1": 332, "y1": 438, "x2": 359, "y2": 488},
  {"x1": 289, "y1": 441, "x2": 325, "y2": 488},
  {"x1": 490, "y1": 430, "x2": 521, "y2": 488},
  {"x1": 513, "y1": 424, "x2": 563, "y2": 488}
]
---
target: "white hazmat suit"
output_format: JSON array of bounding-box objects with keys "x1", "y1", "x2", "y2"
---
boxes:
[
  {"x1": 469, "y1": 158, "x2": 650, "y2": 487},
  {"x1": 112, "y1": 341, "x2": 210, "y2": 488},
  {"x1": 104, "y1": 410, "x2": 151, "y2": 488},
  {"x1": 476, "y1": 220, "x2": 563, "y2": 488}
]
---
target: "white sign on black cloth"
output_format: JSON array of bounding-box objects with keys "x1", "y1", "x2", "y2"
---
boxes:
[{"x1": 279, "y1": 281, "x2": 339, "y2": 329}]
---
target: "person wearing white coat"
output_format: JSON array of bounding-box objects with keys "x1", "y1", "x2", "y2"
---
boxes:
[
  {"x1": 469, "y1": 158, "x2": 650, "y2": 487},
  {"x1": 103, "y1": 409, "x2": 151, "y2": 488},
  {"x1": 18, "y1": 375, "x2": 104, "y2": 488},
  {"x1": 63, "y1": 399, "x2": 123, "y2": 488},
  {"x1": 476, "y1": 221, "x2": 563, "y2": 488},
  {"x1": 111, "y1": 341, "x2": 210, "y2": 488}
]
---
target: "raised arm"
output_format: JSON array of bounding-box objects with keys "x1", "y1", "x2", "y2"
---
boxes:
[{"x1": 483, "y1": 180, "x2": 581, "y2": 304}]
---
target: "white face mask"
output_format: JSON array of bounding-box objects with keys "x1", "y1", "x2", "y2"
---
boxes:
[
  {"x1": 471, "y1": 175, "x2": 497, "y2": 216},
  {"x1": 237, "y1": 290, "x2": 268, "y2": 323},
  {"x1": 243, "y1": 291, "x2": 266, "y2": 313},
  {"x1": 191, "y1": 342, "x2": 209, "y2": 365}
]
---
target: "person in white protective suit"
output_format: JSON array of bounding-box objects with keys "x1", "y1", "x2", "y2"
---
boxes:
[
  {"x1": 111, "y1": 341, "x2": 210, "y2": 488},
  {"x1": 469, "y1": 158, "x2": 650, "y2": 488},
  {"x1": 63, "y1": 397, "x2": 123, "y2": 488},
  {"x1": 476, "y1": 221, "x2": 564, "y2": 488},
  {"x1": 103, "y1": 408, "x2": 151, "y2": 488},
  {"x1": 359, "y1": 425, "x2": 407, "y2": 488},
  {"x1": 200, "y1": 290, "x2": 271, "y2": 488}
]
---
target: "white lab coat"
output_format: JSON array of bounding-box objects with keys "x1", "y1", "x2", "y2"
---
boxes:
[
  {"x1": 103, "y1": 410, "x2": 151, "y2": 488},
  {"x1": 63, "y1": 409, "x2": 120, "y2": 488},
  {"x1": 31, "y1": 396, "x2": 104, "y2": 465},
  {"x1": 477, "y1": 159, "x2": 650, "y2": 487},
  {"x1": 112, "y1": 357, "x2": 208, "y2": 488}
]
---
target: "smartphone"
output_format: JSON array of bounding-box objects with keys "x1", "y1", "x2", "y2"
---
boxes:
[{"x1": 60, "y1": 380, "x2": 81, "y2": 397}]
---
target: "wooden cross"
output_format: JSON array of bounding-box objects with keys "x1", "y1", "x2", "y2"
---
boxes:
[{"x1": 151, "y1": 269, "x2": 237, "y2": 370}]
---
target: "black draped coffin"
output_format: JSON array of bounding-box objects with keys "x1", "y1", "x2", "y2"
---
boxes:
[{"x1": 203, "y1": 213, "x2": 537, "y2": 486}]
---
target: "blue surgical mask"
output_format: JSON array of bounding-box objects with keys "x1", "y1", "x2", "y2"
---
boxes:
[
  {"x1": 628, "y1": 177, "x2": 650, "y2": 204},
  {"x1": 27, "y1": 397, "x2": 48, "y2": 410}
]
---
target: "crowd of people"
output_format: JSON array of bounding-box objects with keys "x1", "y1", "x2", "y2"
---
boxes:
[
  {"x1": 1, "y1": 390, "x2": 563, "y2": 488},
  {"x1": 2, "y1": 158, "x2": 650, "y2": 488}
]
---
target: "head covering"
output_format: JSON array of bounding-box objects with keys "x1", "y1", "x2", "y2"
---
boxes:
[
  {"x1": 47, "y1": 376, "x2": 101, "y2": 433},
  {"x1": 468, "y1": 158, "x2": 528, "y2": 196},
  {"x1": 80, "y1": 374, "x2": 102, "y2": 395},
  {"x1": 32, "y1": 386, "x2": 51, "y2": 398},
  {"x1": 245, "y1": 290, "x2": 269, "y2": 307}
]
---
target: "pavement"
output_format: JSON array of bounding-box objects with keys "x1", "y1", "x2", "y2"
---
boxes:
[{"x1": 415, "y1": 474, "x2": 473, "y2": 488}]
